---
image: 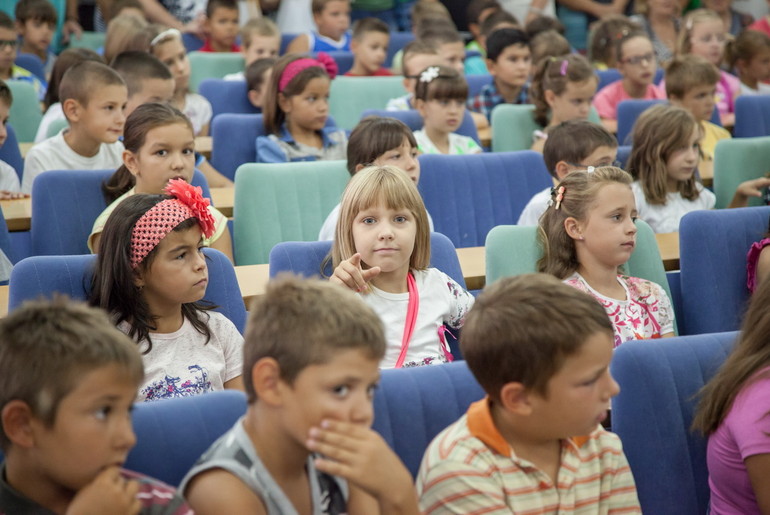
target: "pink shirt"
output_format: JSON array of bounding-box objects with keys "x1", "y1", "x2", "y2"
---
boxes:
[
  {"x1": 716, "y1": 71, "x2": 741, "y2": 115},
  {"x1": 748, "y1": 16, "x2": 770, "y2": 37},
  {"x1": 708, "y1": 369, "x2": 770, "y2": 514},
  {"x1": 592, "y1": 80, "x2": 665, "y2": 121}
]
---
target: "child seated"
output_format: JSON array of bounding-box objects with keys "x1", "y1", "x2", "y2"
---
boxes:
[
  {"x1": 518, "y1": 120, "x2": 617, "y2": 225},
  {"x1": 344, "y1": 17, "x2": 392, "y2": 76},
  {"x1": 593, "y1": 30, "x2": 665, "y2": 134},
  {"x1": 386, "y1": 41, "x2": 443, "y2": 110},
  {"x1": 467, "y1": 28, "x2": 531, "y2": 122},
  {"x1": 0, "y1": 298, "x2": 191, "y2": 513},
  {"x1": 465, "y1": 0, "x2": 503, "y2": 55},
  {"x1": 200, "y1": 0, "x2": 240, "y2": 52},
  {"x1": 0, "y1": 11, "x2": 46, "y2": 102},
  {"x1": 14, "y1": 0, "x2": 57, "y2": 78},
  {"x1": 746, "y1": 217, "x2": 770, "y2": 294},
  {"x1": 417, "y1": 273, "x2": 641, "y2": 512},
  {"x1": 258, "y1": 53, "x2": 348, "y2": 163},
  {"x1": 419, "y1": 24, "x2": 466, "y2": 74},
  {"x1": 529, "y1": 29, "x2": 570, "y2": 75},
  {"x1": 464, "y1": 9, "x2": 519, "y2": 75},
  {"x1": 223, "y1": 17, "x2": 281, "y2": 81},
  {"x1": 22, "y1": 61, "x2": 126, "y2": 194},
  {"x1": 588, "y1": 15, "x2": 642, "y2": 70},
  {"x1": 180, "y1": 276, "x2": 420, "y2": 514},
  {"x1": 287, "y1": 0, "x2": 352, "y2": 53},
  {"x1": 245, "y1": 57, "x2": 276, "y2": 111},
  {"x1": 414, "y1": 66, "x2": 483, "y2": 155},
  {"x1": 727, "y1": 29, "x2": 770, "y2": 95},
  {"x1": 0, "y1": 81, "x2": 25, "y2": 198},
  {"x1": 111, "y1": 50, "x2": 175, "y2": 117}
]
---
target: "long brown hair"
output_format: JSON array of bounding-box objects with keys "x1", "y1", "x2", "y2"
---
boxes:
[{"x1": 529, "y1": 53, "x2": 597, "y2": 127}]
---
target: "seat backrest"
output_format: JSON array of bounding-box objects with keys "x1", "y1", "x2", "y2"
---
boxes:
[
  {"x1": 7, "y1": 81, "x2": 43, "y2": 143},
  {"x1": 280, "y1": 33, "x2": 297, "y2": 54},
  {"x1": 611, "y1": 331, "x2": 736, "y2": 515},
  {"x1": 125, "y1": 390, "x2": 248, "y2": 487},
  {"x1": 485, "y1": 219, "x2": 674, "y2": 309},
  {"x1": 490, "y1": 104, "x2": 541, "y2": 152},
  {"x1": 466, "y1": 74, "x2": 493, "y2": 98},
  {"x1": 182, "y1": 32, "x2": 204, "y2": 52},
  {"x1": 387, "y1": 31, "x2": 415, "y2": 66},
  {"x1": 713, "y1": 136, "x2": 770, "y2": 209},
  {"x1": 68, "y1": 30, "x2": 106, "y2": 51},
  {"x1": 315, "y1": 50, "x2": 353, "y2": 74},
  {"x1": 360, "y1": 109, "x2": 480, "y2": 144},
  {"x1": 15, "y1": 53, "x2": 46, "y2": 82},
  {"x1": 679, "y1": 206, "x2": 770, "y2": 335},
  {"x1": 210, "y1": 113, "x2": 263, "y2": 181},
  {"x1": 9, "y1": 248, "x2": 246, "y2": 330},
  {"x1": 0, "y1": 124, "x2": 23, "y2": 181},
  {"x1": 596, "y1": 69, "x2": 622, "y2": 91},
  {"x1": 734, "y1": 95, "x2": 770, "y2": 138},
  {"x1": 199, "y1": 79, "x2": 260, "y2": 120},
  {"x1": 188, "y1": 52, "x2": 245, "y2": 92},
  {"x1": 30, "y1": 169, "x2": 211, "y2": 256},
  {"x1": 617, "y1": 144, "x2": 632, "y2": 168},
  {"x1": 233, "y1": 160, "x2": 350, "y2": 265},
  {"x1": 616, "y1": 99, "x2": 666, "y2": 145},
  {"x1": 329, "y1": 76, "x2": 406, "y2": 130},
  {"x1": 418, "y1": 151, "x2": 552, "y2": 248},
  {"x1": 269, "y1": 231, "x2": 467, "y2": 288}
]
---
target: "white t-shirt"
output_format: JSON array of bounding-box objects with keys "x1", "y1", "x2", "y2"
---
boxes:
[
  {"x1": 631, "y1": 181, "x2": 715, "y2": 233},
  {"x1": 35, "y1": 102, "x2": 65, "y2": 143},
  {"x1": 184, "y1": 93, "x2": 213, "y2": 136},
  {"x1": 517, "y1": 187, "x2": 551, "y2": 226},
  {"x1": 120, "y1": 311, "x2": 243, "y2": 402},
  {"x1": 498, "y1": 0, "x2": 556, "y2": 29},
  {"x1": 0, "y1": 160, "x2": 20, "y2": 193},
  {"x1": 359, "y1": 268, "x2": 474, "y2": 369},
  {"x1": 740, "y1": 82, "x2": 770, "y2": 95},
  {"x1": 276, "y1": 0, "x2": 316, "y2": 34},
  {"x1": 318, "y1": 202, "x2": 435, "y2": 241},
  {"x1": 22, "y1": 130, "x2": 124, "y2": 194},
  {"x1": 413, "y1": 130, "x2": 483, "y2": 155},
  {"x1": 223, "y1": 71, "x2": 245, "y2": 81}
]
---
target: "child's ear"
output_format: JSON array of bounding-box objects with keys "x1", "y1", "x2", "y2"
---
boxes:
[
  {"x1": 554, "y1": 160, "x2": 572, "y2": 180},
  {"x1": 564, "y1": 216, "x2": 584, "y2": 241},
  {"x1": 498, "y1": 382, "x2": 533, "y2": 416},
  {"x1": 486, "y1": 58, "x2": 497, "y2": 76},
  {"x1": 132, "y1": 267, "x2": 146, "y2": 289},
  {"x1": 414, "y1": 98, "x2": 427, "y2": 117},
  {"x1": 1, "y1": 400, "x2": 37, "y2": 448},
  {"x1": 251, "y1": 358, "x2": 284, "y2": 406},
  {"x1": 668, "y1": 94, "x2": 682, "y2": 107},
  {"x1": 350, "y1": 38, "x2": 360, "y2": 53},
  {"x1": 62, "y1": 98, "x2": 81, "y2": 123},
  {"x1": 123, "y1": 149, "x2": 140, "y2": 176},
  {"x1": 247, "y1": 89, "x2": 262, "y2": 109},
  {"x1": 277, "y1": 92, "x2": 292, "y2": 114},
  {"x1": 544, "y1": 89, "x2": 557, "y2": 108}
]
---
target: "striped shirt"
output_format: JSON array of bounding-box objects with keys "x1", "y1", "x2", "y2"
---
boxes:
[{"x1": 417, "y1": 399, "x2": 641, "y2": 514}]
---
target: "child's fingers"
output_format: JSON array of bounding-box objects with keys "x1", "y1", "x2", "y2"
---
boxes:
[
  {"x1": 306, "y1": 434, "x2": 358, "y2": 464},
  {"x1": 361, "y1": 266, "x2": 381, "y2": 282},
  {"x1": 313, "y1": 456, "x2": 354, "y2": 479}
]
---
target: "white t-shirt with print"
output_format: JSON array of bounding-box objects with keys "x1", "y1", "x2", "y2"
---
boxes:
[
  {"x1": 184, "y1": 93, "x2": 213, "y2": 136},
  {"x1": 413, "y1": 130, "x2": 483, "y2": 155}
]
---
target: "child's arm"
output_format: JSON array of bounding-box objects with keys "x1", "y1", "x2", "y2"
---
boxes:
[
  {"x1": 286, "y1": 34, "x2": 311, "y2": 54},
  {"x1": 746, "y1": 454, "x2": 770, "y2": 513},
  {"x1": 728, "y1": 177, "x2": 770, "y2": 208},
  {"x1": 330, "y1": 253, "x2": 381, "y2": 292},
  {"x1": 307, "y1": 419, "x2": 420, "y2": 515},
  {"x1": 184, "y1": 469, "x2": 268, "y2": 515},
  {"x1": 65, "y1": 466, "x2": 141, "y2": 515}
]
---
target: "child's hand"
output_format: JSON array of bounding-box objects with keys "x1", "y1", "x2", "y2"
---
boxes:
[
  {"x1": 65, "y1": 466, "x2": 141, "y2": 515},
  {"x1": 307, "y1": 419, "x2": 417, "y2": 510},
  {"x1": 330, "y1": 253, "x2": 381, "y2": 292},
  {"x1": 729, "y1": 177, "x2": 770, "y2": 208},
  {"x1": 0, "y1": 190, "x2": 29, "y2": 200}
]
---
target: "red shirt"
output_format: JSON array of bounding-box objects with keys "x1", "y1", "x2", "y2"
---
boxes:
[
  {"x1": 199, "y1": 40, "x2": 241, "y2": 52},
  {"x1": 343, "y1": 68, "x2": 393, "y2": 77}
]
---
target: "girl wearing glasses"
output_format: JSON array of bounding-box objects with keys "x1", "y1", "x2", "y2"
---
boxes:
[{"x1": 592, "y1": 31, "x2": 665, "y2": 134}]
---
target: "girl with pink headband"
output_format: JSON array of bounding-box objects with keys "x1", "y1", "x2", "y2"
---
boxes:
[
  {"x1": 90, "y1": 179, "x2": 244, "y2": 402},
  {"x1": 257, "y1": 52, "x2": 348, "y2": 163}
]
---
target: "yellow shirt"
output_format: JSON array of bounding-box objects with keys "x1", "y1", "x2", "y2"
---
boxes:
[{"x1": 700, "y1": 120, "x2": 731, "y2": 163}]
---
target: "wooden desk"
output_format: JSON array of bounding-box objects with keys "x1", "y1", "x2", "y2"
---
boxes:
[
  {"x1": 209, "y1": 187, "x2": 233, "y2": 218},
  {"x1": 0, "y1": 197, "x2": 31, "y2": 231},
  {"x1": 477, "y1": 126, "x2": 491, "y2": 148},
  {"x1": 655, "y1": 232, "x2": 680, "y2": 271}
]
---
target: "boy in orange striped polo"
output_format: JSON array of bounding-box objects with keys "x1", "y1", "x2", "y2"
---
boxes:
[{"x1": 417, "y1": 274, "x2": 641, "y2": 514}]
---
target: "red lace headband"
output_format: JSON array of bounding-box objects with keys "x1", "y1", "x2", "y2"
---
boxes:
[
  {"x1": 278, "y1": 52, "x2": 338, "y2": 93},
  {"x1": 129, "y1": 179, "x2": 216, "y2": 269}
]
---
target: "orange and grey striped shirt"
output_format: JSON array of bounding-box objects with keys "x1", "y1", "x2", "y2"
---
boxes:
[{"x1": 417, "y1": 398, "x2": 641, "y2": 515}]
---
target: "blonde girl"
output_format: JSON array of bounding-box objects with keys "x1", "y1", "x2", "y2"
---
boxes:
[
  {"x1": 89, "y1": 103, "x2": 233, "y2": 261},
  {"x1": 537, "y1": 166, "x2": 675, "y2": 347},
  {"x1": 529, "y1": 54, "x2": 599, "y2": 152},
  {"x1": 725, "y1": 29, "x2": 770, "y2": 95},
  {"x1": 676, "y1": 9, "x2": 740, "y2": 126},
  {"x1": 627, "y1": 104, "x2": 769, "y2": 233},
  {"x1": 149, "y1": 27, "x2": 213, "y2": 137},
  {"x1": 330, "y1": 165, "x2": 473, "y2": 368},
  {"x1": 258, "y1": 52, "x2": 348, "y2": 163}
]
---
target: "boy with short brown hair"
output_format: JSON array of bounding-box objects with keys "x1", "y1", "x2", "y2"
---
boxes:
[
  {"x1": 22, "y1": 61, "x2": 127, "y2": 193},
  {"x1": 0, "y1": 298, "x2": 191, "y2": 514},
  {"x1": 386, "y1": 40, "x2": 443, "y2": 110},
  {"x1": 224, "y1": 17, "x2": 281, "y2": 81},
  {"x1": 418, "y1": 274, "x2": 640, "y2": 514},
  {"x1": 111, "y1": 50, "x2": 175, "y2": 116},
  {"x1": 345, "y1": 17, "x2": 392, "y2": 76},
  {"x1": 14, "y1": 0, "x2": 57, "y2": 77},
  {"x1": 200, "y1": 0, "x2": 241, "y2": 52},
  {"x1": 0, "y1": 11, "x2": 46, "y2": 101},
  {"x1": 181, "y1": 276, "x2": 419, "y2": 514}
]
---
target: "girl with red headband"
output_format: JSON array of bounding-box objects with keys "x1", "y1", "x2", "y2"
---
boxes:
[
  {"x1": 257, "y1": 53, "x2": 348, "y2": 163},
  {"x1": 90, "y1": 179, "x2": 244, "y2": 402}
]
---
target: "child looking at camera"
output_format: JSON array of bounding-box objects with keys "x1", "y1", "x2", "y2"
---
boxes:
[
  {"x1": 344, "y1": 17, "x2": 392, "y2": 77},
  {"x1": 223, "y1": 17, "x2": 281, "y2": 81},
  {"x1": 386, "y1": 41, "x2": 443, "y2": 110},
  {"x1": 14, "y1": 0, "x2": 57, "y2": 78},
  {"x1": 286, "y1": 0, "x2": 352, "y2": 53},
  {"x1": 200, "y1": 0, "x2": 240, "y2": 52}
]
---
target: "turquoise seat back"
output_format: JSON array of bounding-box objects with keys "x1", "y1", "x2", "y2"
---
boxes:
[
  {"x1": 485, "y1": 220, "x2": 675, "y2": 332},
  {"x1": 233, "y1": 160, "x2": 350, "y2": 265},
  {"x1": 7, "y1": 81, "x2": 42, "y2": 143},
  {"x1": 329, "y1": 76, "x2": 405, "y2": 130},
  {"x1": 67, "y1": 31, "x2": 106, "y2": 52},
  {"x1": 713, "y1": 136, "x2": 770, "y2": 209},
  {"x1": 188, "y1": 52, "x2": 245, "y2": 92},
  {"x1": 491, "y1": 104, "x2": 600, "y2": 152}
]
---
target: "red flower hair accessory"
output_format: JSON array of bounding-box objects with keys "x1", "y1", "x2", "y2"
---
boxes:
[
  {"x1": 129, "y1": 179, "x2": 216, "y2": 269},
  {"x1": 278, "y1": 52, "x2": 338, "y2": 92}
]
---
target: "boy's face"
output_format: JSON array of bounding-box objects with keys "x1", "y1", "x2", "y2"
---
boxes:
[
  {"x1": 742, "y1": 48, "x2": 770, "y2": 84},
  {"x1": 124, "y1": 77, "x2": 175, "y2": 117},
  {"x1": 352, "y1": 32, "x2": 389, "y2": 74},
  {"x1": 0, "y1": 100, "x2": 8, "y2": 149},
  {"x1": 0, "y1": 27, "x2": 17, "y2": 74},
  {"x1": 206, "y1": 7, "x2": 240, "y2": 48},
  {"x1": 403, "y1": 52, "x2": 443, "y2": 94},
  {"x1": 313, "y1": 0, "x2": 351, "y2": 41},
  {"x1": 73, "y1": 84, "x2": 128, "y2": 144},
  {"x1": 278, "y1": 348, "x2": 380, "y2": 446},
  {"x1": 438, "y1": 41, "x2": 466, "y2": 74},
  {"x1": 527, "y1": 330, "x2": 619, "y2": 438},
  {"x1": 243, "y1": 35, "x2": 280, "y2": 66},
  {"x1": 617, "y1": 36, "x2": 656, "y2": 87},
  {"x1": 558, "y1": 145, "x2": 618, "y2": 179},
  {"x1": 248, "y1": 68, "x2": 272, "y2": 108},
  {"x1": 17, "y1": 19, "x2": 55, "y2": 54},
  {"x1": 29, "y1": 364, "x2": 138, "y2": 494},
  {"x1": 671, "y1": 83, "x2": 716, "y2": 122},
  {"x1": 487, "y1": 44, "x2": 530, "y2": 88}
]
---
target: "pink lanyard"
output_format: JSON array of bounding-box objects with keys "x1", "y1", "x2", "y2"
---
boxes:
[{"x1": 395, "y1": 272, "x2": 418, "y2": 369}]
